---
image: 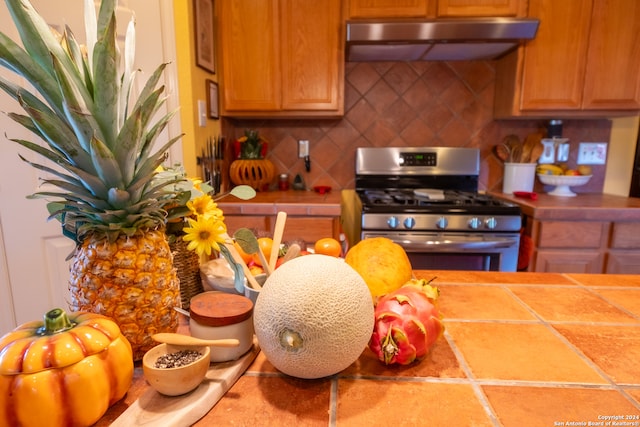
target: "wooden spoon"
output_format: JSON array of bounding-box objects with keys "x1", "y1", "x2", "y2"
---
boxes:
[
  {"x1": 493, "y1": 144, "x2": 510, "y2": 162},
  {"x1": 529, "y1": 140, "x2": 544, "y2": 163},
  {"x1": 269, "y1": 211, "x2": 287, "y2": 271},
  {"x1": 152, "y1": 333, "x2": 240, "y2": 347}
]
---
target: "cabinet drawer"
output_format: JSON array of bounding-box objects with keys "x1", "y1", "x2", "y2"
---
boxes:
[
  {"x1": 224, "y1": 216, "x2": 270, "y2": 236},
  {"x1": 537, "y1": 221, "x2": 607, "y2": 248},
  {"x1": 610, "y1": 223, "x2": 640, "y2": 249},
  {"x1": 534, "y1": 250, "x2": 603, "y2": 274},
  {"x1": 280, "y1": 217, "x2": 340, "y2": 245},
  {"x1": 606, "y1": 250, "x2": 640, "y2": 274}
]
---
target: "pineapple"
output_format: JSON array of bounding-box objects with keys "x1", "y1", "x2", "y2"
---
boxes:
[{"x1": 0, "y1": 0, "x2": 183, "y2": 359}]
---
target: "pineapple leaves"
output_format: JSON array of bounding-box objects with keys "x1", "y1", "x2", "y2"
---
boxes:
[
  {"x1": 0, "y1": 32, "x2": 66, "y2": 118},
  {"x1": 92, "y1": 11, "x2": 118, "y2": 146},
  {"x1": 89, "y1": 136, "x2": 124, "y2": 190}
]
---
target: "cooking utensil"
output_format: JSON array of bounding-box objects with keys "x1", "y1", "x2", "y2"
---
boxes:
[
  {"x1": 281, "y1": 243, "x2": 301, "y2": 265},
  {"x1": 513, "y1": 191, "x2": 538, "y2": 200},
  {"x1": 529, "y1": 140, "x2": 544, "y2": 163},
  {"x1": 269, "y1": 211, "x2": 287, "y2": 271},
  {"x1": 503, "y1": 134, "x2": 522, "y2": 162},
  {"x1": 520, "y1": 136, "x2": 534, "y2": 163},
  {"x1": 152, "y1": 333, "x2": 240, "y2": 347},
  {"x1": 493, "y1": 144, "x2": 510, "y2": 162}
]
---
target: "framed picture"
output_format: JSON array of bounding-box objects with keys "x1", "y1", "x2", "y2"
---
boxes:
[
  {"x1": 194, "y1": 0, "x2": 215, "y2": 73},
  {"x1": 206, "y1": 79, "x2": 219, "y2": 119}
]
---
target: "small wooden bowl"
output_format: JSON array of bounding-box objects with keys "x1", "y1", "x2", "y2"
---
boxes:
[{"x1": 142, "y1": 343, "x2": 210, "y2": 396}]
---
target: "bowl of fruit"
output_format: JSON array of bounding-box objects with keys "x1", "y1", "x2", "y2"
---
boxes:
[{"x1": 536, "y1": 164, "x2": 592, "y2": 197}]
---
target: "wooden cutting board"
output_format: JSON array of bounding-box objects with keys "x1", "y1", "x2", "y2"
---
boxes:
[{"x1": 111, "y1": 340, "x2": 260, "y2": 427}]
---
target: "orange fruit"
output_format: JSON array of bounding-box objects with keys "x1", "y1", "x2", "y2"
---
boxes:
[
  {"x1": 233, "y1": 241, "x2": 253, "y2": 264},
  {"x1": 314, "y1": 237, "x2": 342, "y2": 257},
  {"x1": 251, "y1": 237, "x2": 274, "y2": 266},
  {"x1": 344, "y1": 237, "x2": 412, "y2": 299}
]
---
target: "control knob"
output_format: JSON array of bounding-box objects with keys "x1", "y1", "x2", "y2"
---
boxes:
[
  {"x1": 403, "y1": 217, "x2": 416, "y2": 229},
  {"x1": 435, "y1": 217, "x2": 448, "y2": 229},
  {"x1": 485, "y1": 217, "x2": 498, "y2": 230},
  {"x1": 468, "y1": 217, "x2": 482, "y2": 230},
  {"x1": 387, "y1": 216, "x2": 399, "y2": 229}
]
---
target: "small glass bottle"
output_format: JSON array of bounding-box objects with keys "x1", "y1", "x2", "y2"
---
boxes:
[{"x1": 278, "y1": 173, "x2": 290, "y2": 191}]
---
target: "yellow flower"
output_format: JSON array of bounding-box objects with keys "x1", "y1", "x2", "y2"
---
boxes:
[
  {"x1": 182, "y1": 216, "x2": 227, "y2": 257},
  {"x1": 187, "y1": 194, "x2": 222, "y2": 220}
]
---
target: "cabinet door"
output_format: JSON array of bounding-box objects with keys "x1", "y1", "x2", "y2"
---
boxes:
[
  {"x1": 348, "y1": 0, "x2": 430, "y2": 18},
  {"x1": 582, "y1": 0, "x2": 640, "y2": 110},
  {"x1": 605, "y1": 251, "x2": 640, "y2": 274},
  {"x1": 280, "y1": 0, "x2": 343, "y2": 111},
  {"x1": 535, "y1": 250, "x2": 603, "y2": 273},
  {"x1": 519, "y1": 0, "x2": 592, "y2": 111},
  {"x1": 219, "y1": 0, "x2": 280, "y2": 112},
  {"x1": 437, "y1": 0, "x2": 524, "y2": 17}
]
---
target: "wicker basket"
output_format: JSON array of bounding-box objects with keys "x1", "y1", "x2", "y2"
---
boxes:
[{"x1": 170, "y1": 237, "x2": 204, "y2": 310}]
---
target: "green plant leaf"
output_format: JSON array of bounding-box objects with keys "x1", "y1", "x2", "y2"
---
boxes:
[
  {"x1": 229, "y1": 185, "x2": 257, "y2": 200},
  {"x1": 233, "y1": 228, "x2": 259, "y2": 255}
]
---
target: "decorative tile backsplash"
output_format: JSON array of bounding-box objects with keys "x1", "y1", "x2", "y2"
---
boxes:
[{"x1": 223, "y1": 61, "x2": 611, "y2": 193}]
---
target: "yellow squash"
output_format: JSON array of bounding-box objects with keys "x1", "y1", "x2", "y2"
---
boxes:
[{"x1": 0, "y1": 308, "x2": 133, "y2": 427}]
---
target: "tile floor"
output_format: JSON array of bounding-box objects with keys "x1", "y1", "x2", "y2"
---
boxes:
[{"x1": 102, "y1": 271, "x2": 640, "y2": 426}]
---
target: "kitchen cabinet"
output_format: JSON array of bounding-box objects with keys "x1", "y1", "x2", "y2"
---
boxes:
[
  {"x1": 217, "y1": 191, "x2": 342, "y2": 247},
  {"x1": 529, "y1": 220, "x2": 606, "y2": 274},
  {"x1": 218, "y1": 0, "x2": 344, "y2": 118},
  {"x1": 494, "y1": 192, "x2": 640, "y2": 274},
  {"x1": 606, "y1": 223, "x2": 640, "y2": 274},
  {"x1": 494, "y1": 0, "x2": 640, "y2": 118},
  {"x1": 347, "y1": 0, "x2": 525, "y2": 18},
  {"x1": 224, "y1": 215, "x2": 340, "y2": 247}
]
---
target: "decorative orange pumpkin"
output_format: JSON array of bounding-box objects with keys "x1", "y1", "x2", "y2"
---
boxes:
[
  {"x1": 229, "y1": 158, "x2": 276, "y2": 191},
  {"x1": 0, "y1": 308, "x2": 133, "y2": 427}
]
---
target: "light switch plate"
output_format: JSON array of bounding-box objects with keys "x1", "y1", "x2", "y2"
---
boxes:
[
  {"x1": 197, "y1": 100, "x2": 207, "y2": 127},
  {"x1": 577, "y1": 142, "x2": 607, "y2": 165},
  {"x1": 298, "y1": 140, "x2": 309, "y2": 158}
]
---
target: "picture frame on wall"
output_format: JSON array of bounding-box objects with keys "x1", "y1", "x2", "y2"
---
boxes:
[
  {"x1": 194, "y1": 0, "x2": 215, "y2": 73},
  {"x1": 206, "y1": 79, "x2": 219, "y2": 119}
]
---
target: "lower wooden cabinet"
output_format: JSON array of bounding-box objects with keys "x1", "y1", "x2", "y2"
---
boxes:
[
  {"x1": 224, "y1": 215, "x2": 340, "y2": 247},
  {"x1": 526, "y1": 218, "x2": 640, "y2": 273}
]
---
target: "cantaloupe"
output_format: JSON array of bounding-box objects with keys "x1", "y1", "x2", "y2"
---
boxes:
[{"x1": 253, "y1": 254, "x2": 374, "y2": 379}]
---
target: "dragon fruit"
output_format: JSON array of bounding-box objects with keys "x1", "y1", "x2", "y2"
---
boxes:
[{"x1": 368, "y1": 278, "x2": 445, "y2": 365}]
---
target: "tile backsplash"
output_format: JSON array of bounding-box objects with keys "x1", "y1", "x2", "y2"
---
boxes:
[{"x1": 223, "y1": 61, "x2": 611, "y2": 193}]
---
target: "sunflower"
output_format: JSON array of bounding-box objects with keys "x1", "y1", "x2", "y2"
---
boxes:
[
  {"x1": 182, "y1": 216, "x2": 227, "y2": 257},
  {"x1": 187, "y1": 194, "x2": 223, "y2": 220}
]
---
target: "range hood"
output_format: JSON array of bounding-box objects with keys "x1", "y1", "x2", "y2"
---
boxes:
[{"x1": 346, "y1": 18, "x2": 539, "y2": 61}]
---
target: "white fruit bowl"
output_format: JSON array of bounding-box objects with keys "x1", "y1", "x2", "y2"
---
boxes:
[{"x1": 537, "y1": 174, "x2": 592, "y2": 197}]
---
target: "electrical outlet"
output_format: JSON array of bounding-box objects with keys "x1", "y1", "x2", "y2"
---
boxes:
[
  {"x1": 298, "y1": 140, "x2": 309, "y2": 158},
  {"x1": 577, "y1": 142, "x2": 607, "y2": 165}
]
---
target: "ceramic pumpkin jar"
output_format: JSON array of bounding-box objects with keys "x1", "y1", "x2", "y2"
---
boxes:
[
  {"x1": 230, "y1": 129, "x2": 276, "y2": 191},
  {"x1": 0, "y1": 308, "x2": 133, "y2": 427}
]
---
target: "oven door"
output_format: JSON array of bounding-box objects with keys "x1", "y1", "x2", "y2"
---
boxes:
[{"x1": 362, "y1": 231, "x2": 521, "y2": 272}]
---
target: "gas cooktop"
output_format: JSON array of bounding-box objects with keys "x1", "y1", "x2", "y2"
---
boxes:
[{"x1": 358, "y1": 188, "x2": 521, "y2": 216}]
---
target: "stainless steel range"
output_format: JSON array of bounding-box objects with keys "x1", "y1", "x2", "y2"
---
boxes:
[{"x1": 352, "y1": 146, "x2": 522, "y2": 272}]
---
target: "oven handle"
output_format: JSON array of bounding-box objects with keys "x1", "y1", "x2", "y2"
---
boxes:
[{"x1": 388, "y1": 238, "x2": 519, "y2": 251}]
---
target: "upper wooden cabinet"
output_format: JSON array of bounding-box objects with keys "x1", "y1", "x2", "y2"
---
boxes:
[
  {"x1": 494, "y1": 0, "x2": 640, "y2": 118},
  {"x1": 218, "y1": 0, "x2": 344, "y2": 118},
  {"x1": 347, "y1": 0, "x2": 525, "y2": 18}
]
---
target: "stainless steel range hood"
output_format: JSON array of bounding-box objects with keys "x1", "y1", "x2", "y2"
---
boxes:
[{"x1": 346, "y1": 18, "x2": 539, "y2": 61}]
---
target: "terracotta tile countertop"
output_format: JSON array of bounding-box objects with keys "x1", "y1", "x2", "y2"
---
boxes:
[
  {"x1": 99, "y1": 271, "x2": 640, "y2": 426},
  {"x1": 491, "y1": 192, "x2": 640, "y2": 221}
]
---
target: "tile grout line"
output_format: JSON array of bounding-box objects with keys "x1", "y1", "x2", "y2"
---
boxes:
[
  {"x1": 328, "y1": 377, "x2": 338, "y2": 427},
  {"x1": 442, "y1": 330, "x2": 503, "y2": 427},
  {"x1": 502, "y1": 285, "x2": 640, "y2": 411}
]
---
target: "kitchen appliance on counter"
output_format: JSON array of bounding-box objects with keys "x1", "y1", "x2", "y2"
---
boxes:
[{"x1": 351, "y1": 147, "x2": 522, "y2": 271}]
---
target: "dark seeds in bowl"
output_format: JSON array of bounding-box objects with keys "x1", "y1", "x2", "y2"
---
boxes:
[{"x1": 155, "y1": 350, "x2": 204, "y2": 368}]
